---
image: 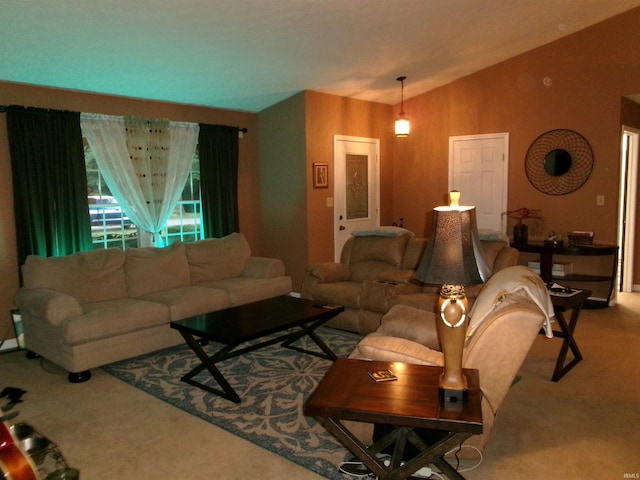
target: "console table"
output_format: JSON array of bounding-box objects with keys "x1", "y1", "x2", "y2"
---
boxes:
[
  {"x1": 304, "y1": 359, "x2": 483, "y2": 480},
  {"x1": 513, "y1": 241, "x2": 618, "y2": 308}
]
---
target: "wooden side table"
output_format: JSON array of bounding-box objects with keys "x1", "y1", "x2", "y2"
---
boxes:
[
  {"x1": 545, "y1": 289, "x2": 590, "y2": 381},
  {"x1": 304, "y1": 359, "x2": 483, "y2": 480}
]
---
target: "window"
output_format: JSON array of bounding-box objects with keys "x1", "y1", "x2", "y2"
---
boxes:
[{"x1": 85, "y1": 144, "x2": 203, "y2": 249}]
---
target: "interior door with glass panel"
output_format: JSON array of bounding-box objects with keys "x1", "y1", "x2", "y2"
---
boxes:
[{"x1": 333, "y1": 135, "x2": 380, "y2": 261}]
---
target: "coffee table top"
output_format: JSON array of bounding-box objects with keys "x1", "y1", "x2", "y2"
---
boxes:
[
  {"x1": 170, "y1": 295, "x2": 344, "y2": 344},
  {"x1": 305, "y1": 359, "x2": 483, "y2": 434}
]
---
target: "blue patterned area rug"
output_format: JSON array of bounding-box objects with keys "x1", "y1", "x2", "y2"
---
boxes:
[{"x1": 102, "y1": 326, "x2": 363, "y2": 479}]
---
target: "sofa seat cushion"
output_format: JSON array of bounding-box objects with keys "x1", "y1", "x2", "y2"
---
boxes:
[
  {"x1": 186, "y1": 232, "x2": 251, "y2": 283},
  {"x1": 308, "y1": 281, "x2": 361, "y2": 309},
  {"x1": 125, "y1": 242, "x2": 191, "y2": 298},
  {"x1": 350, "y1": 262, "x2": 402, "y2": 283},
  {"x1": 198, "y1": 277, "x2": 292, "y2": 306},
  {"x1": 63, "y1": 298, "x2": 170, "y2": 345},
  {"x1": 22, "y1": 248, "x2": 127, "y2": 304},
  {"x1": 139, "y1": 286, "x2": 232, "y2": 320}
]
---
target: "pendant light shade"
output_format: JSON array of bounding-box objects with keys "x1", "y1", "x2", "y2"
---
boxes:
[{"x1": 395, "y1": 76, "x2": 410, "y2": 137}]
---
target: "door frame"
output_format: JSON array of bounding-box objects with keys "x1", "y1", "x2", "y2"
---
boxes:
[
  {"x1": 448, "y1": 132, "x2": 509, "y2": 233},
  {"x1": 618, "y1": 126, "x2": 639, "y2": 292}
]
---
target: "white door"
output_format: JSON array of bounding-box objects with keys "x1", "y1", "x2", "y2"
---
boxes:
[
  {"x1": 449, "y1": 133, "x2": 509, "y2": 232},
  {"x1": 333, "y1": 135, "x2": 380, "y2": 261}
]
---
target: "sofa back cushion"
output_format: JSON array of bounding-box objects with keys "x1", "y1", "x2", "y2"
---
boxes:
[
  {"x1": 348, "y1": 235, "x2": 410, "y2": 282},
  {"x1": 402, "y1": 237, "x2": 428, "y2": 270},
  {"x1": 22, "y1": 248, "x2": 128, "y2": 304},
  {"x1": 125, "y1": 242, "x2": 190, "y2": 297},
  {"x1": 185, "y1": 232, "x2": 251, "y2": 284}
]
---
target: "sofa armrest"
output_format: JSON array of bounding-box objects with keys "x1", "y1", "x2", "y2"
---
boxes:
[
  {"x1": 14, "y1": 288, "x2": 83, "y2": 326},
  {"x1": 306, "y1": 262, "x2": 351, "y2": 283},
  {"x1": 241, "y1": 256, "x2": 286, "y2": 278},
  {"x1": 377, "y1": 304, "x2": 441, "y2": 349},
  {"x1": 349, "y1": 331, "x2": 444, "y2": 366}
]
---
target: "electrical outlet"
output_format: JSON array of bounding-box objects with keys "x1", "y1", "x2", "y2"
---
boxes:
[{"x1": 596, "y1": 195, "x2": 605, "y2": 206}]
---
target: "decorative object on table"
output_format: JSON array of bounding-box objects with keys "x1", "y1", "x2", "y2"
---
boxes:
[
  {"x1": 506, "y1": 207, "x2": 543, "y2": 244},
  {"x1": 544, "y1": 231, "x2": 564, "y2": 246},
  {"x1": 414, "y1": 191, "x2": 490, "y2": 403},
  {"x1": 547, "y1": 282, "x2": 581, "y2": 297},
  {"x1": 525, "y1": 129, "x2": 594, "y2": 195},
  {"x1": 568, "y1": 231, "x2": 594, "y2": 246},
  {"x1": 394, "y1": 76, "x2": 410, "y2": 137}
]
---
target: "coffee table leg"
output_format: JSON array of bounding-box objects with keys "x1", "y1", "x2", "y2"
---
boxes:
[
  {"x1": 281, "y1": 320, "x2": 337, "y2": 361},
  {"x1": 179, "y1": 331, "x2": 242, "y2": 403}
]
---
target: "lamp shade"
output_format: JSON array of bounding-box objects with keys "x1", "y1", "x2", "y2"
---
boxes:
[
  {"x1": 395, "y1": 115, "x2": 410, "y2": 137},
  {"x1": 415, "y1": 205, "x2": 490, "y2": 286}
]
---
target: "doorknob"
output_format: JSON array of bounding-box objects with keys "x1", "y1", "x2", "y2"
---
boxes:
[{"x1": 339, "y1": 226, "x2": 346, "y2": 231}]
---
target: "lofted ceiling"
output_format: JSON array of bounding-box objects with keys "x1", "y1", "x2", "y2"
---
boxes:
[{"x1": 2, "y1": 0, "x2": 640, "y2": 113}]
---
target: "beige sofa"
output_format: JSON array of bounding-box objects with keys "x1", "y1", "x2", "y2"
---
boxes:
[
  {"x1": 348, "y1": 265, "x2": 554, "y2": 453},
  {"x1": 301, "y1": 228, "x2": 518, "y2": 334},
  {"x1": 14, "y1": 232, "x2": 292, "y2": 382}
]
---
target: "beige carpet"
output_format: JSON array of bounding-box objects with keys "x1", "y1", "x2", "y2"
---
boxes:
[{"x1": 2, "y1": 292, "x2": 639, "y2": 479}]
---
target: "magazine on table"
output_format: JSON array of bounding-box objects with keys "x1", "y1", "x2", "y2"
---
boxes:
[{"x1": 547, "y1": 282, "x2": 581, "y2": 297}]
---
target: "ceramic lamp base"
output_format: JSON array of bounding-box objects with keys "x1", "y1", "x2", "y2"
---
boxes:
[{"x1": 436, "y1": 286, "x2": 469, "y2": 404}]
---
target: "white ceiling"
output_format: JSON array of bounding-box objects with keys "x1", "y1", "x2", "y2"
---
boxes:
[{"x1": 2, "y1": 0, "x2": 640, "y2": 113}]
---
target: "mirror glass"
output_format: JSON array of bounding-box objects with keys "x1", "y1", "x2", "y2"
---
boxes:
[{"x1": 544, "y1": 149, "x2": 572, "y2": 176}]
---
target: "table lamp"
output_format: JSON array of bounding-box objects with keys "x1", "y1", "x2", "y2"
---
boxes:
[{"x1": 415, "y1": 191, "x2": 490, "y2": 403}]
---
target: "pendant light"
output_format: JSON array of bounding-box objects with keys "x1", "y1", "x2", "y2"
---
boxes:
[{"x1": 395, "y1": 76, "x2": 410, "y2": 137}]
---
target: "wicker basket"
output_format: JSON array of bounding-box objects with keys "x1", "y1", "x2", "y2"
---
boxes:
[{"x1": 568, "y1": 232, "x2": 593, "y2": 246}]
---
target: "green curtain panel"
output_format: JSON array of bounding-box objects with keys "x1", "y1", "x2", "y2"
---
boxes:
[
  {"x1": 198, "y1": 124, "x2": 239, "y2": 238},
  {"x1": 6, "y1": 106, "x2": 93, "y2": 266}
]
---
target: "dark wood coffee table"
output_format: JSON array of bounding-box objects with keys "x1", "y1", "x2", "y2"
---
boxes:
[
  {"x1": 304, "y1": 359, "x2": 483, "y2": 480},
  {"x1": 170, "y1": 295, "x2": 344, "y2": 403}
]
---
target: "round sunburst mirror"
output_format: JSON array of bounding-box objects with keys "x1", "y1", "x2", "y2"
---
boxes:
[{"x1": 525, "y1": 129, "x2": 594, "y2": 195}]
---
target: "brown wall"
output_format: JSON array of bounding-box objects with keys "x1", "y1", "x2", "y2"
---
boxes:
[
  {"x1": 257, "y1": 92, "x2": 309, "y2": 294},
  {"x1": 304, "y1": 91, "x2": 395, "y2": 263},
  {"x1": 258, "y1": 91, "x2": 394, "y2": 292},
  {"x1": 0, "y1": 81, "x2": 259, "y2": 340},
  {"x1": 393, "y1": 7, "x2": 640, "y2": 274},
  {"x1": 2, "y1": 7, "x2": 640, "y2": 341}
]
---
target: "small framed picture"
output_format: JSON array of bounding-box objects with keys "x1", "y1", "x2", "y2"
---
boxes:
[{"x1": 313, "y1": 163, "x2": 329, "y2": 189}]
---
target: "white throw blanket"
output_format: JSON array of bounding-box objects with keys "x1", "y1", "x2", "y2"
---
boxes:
[{"x1": 467, "y1": 265, "x2": 555, "y2": 339}]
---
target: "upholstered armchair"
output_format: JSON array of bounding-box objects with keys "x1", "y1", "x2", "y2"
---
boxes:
[
  {"x1": 302, "y1": 228, "x2": 519, "y2": 335},
  {"x1": 301, "y1": 228, "x2": 423, "y2": 333},
  {"x1": 348, "y1": 265, "x2": 554, "y2": 452}
]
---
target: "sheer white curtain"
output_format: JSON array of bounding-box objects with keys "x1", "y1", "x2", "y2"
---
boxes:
[{"x1": 81, "y1": 113, "x2": 199, "y2": 247}]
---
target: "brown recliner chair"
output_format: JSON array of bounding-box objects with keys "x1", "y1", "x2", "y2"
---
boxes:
[
  {"x1": 348, "y1": 265, "x2": 554, "y2": 453},
  {"x1": 301, "y1": 228, "x2": 519, "y2": 335}
]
